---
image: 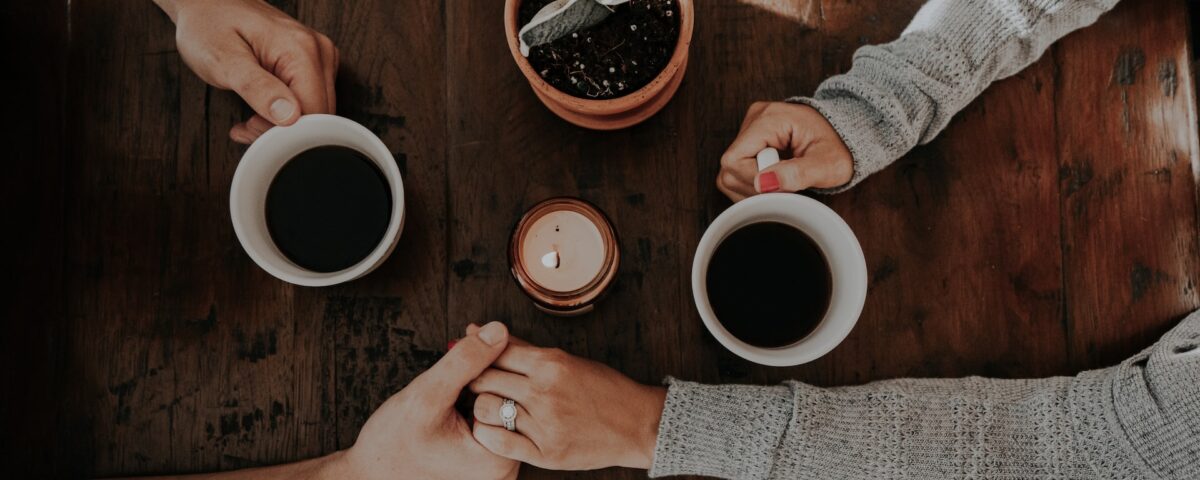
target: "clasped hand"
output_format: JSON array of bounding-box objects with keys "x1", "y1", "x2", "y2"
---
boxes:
[{"x1": 329, "y1": 321, "x2": 666, "y2": 480}]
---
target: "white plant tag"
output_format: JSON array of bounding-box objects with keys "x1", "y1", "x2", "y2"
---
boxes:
[{"x1": 518, "y1": 0, "x2": 630, "y2": 57}]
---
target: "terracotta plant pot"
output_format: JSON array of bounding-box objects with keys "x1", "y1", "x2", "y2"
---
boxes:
[{"x1": 504, "y1": 0, "x2": 695, "y2": 130}]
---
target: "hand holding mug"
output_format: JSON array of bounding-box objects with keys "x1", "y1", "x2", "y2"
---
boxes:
[
  {"x1": 154, "y1": 0, "x2": 338, "y2": 144},
  {"x1": 464, "y1": 325, "x2": 667, "y2": 471},
  {"x1": 334, "y1": 321, "x2": 520, "y2": 480},
  {"x1": 717, "y1": 102, "x2": 853, "y2": 201}
]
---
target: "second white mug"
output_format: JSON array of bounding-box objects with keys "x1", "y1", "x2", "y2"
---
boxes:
[
  {"x1": 229, "y1": 114, "x2": 406, "y2": 287},
  {"x1": 692, "y1": 151, "x2": 867, "y2": 366}
]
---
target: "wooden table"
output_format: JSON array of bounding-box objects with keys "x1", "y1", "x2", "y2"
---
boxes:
[{"x1": 4, "y1": 0, "x2": 1199, "y2": 478}]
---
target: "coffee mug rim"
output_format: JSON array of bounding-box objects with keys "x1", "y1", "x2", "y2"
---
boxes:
[
  {"x1": 691, "y1": 193, "x2": 867, "y2": 366},
  {"x1": 230, "y1": 114, "x2": 406, "y2": 287}
]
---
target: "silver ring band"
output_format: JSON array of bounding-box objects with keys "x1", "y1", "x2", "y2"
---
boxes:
[{"x1": 500, "y1": 398, "x2": 518, "y2": 431}]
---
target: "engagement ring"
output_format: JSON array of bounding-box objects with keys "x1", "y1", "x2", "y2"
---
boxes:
[{"x1": 500, "y1": 398, "x2": 518, "y2": 431}]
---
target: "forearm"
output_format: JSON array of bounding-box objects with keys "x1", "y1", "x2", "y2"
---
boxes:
[
  {"x1": 649, "y1": 376, "x2": 1091, "y2": 479},
  {"x1": 651, "y1": 311, "x2": 1200, "y2": 479},
  {"x1": 802, "y1": 0, "x2": 1119, "y2": 192},
  {"x1": 111, "y1": 451, "x2": 347, "y2": 480}
]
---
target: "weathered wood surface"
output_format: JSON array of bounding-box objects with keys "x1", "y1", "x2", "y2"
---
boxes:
[{"x1": 3, "y1": 0, "x2": 1199, "y2": 478}]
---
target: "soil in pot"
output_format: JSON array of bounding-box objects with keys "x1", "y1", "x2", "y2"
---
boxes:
[{"x1": 518, "y1": 0, "x2": 680, "y2": 100}]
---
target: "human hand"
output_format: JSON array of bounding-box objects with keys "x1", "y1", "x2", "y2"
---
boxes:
[
  {"x1": 330, "y1": 321, "x2": 520, "y2": 480},
  {"x1": 155, "y1": 0, "x2": 338, "y2": 144},
  {"x1": 717, "y1": 102, "x2": 853, "y2": 201},
  {"x1": 463, "y1": 325, "x2": 667, "y2": 471}
]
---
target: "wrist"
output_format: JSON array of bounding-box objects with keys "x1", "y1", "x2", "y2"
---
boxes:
[
  {"x1": 152, "y1": 0, "x2": 183, "y2": 21},
  {"x1": 621, "y1": 385, "x2": 667, "y2": 470},
  {"x1": 312, "y1": 450, "x2": 352, "y2": 480},
  {"x1": 153, "y1": 0, "x2": 207, "y2": 22}
]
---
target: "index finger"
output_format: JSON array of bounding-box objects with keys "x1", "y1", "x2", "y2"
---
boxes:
[
  {"x1": 723, "y1": 123, "x2": 779, "y2": 170},
  {"x1": 466, "y1": 323, "x2": 531, "y2": 347},
  {"x1": 464, "y1": 324, "x2": 545, "y2": 376},
  {"x1": 276, "y1": 42, "x2": 330, "y2": 115}
]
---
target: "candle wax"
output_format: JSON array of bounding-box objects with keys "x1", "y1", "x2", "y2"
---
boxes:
[{"x1": 521, "y1": 210, "x2": 606, "y2": 292}]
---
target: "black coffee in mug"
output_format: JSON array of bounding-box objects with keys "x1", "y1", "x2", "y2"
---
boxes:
[
  {"x1": 705, "y1": 221, "x2": 832, "y2": 348},
  {"x1": 265, "y1": 146, "x2": 392, "y2": 273}
]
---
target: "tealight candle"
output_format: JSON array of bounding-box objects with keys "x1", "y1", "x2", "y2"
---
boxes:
[{"x1": 509, "y1": 197, "x2": 619, "y2": 315}]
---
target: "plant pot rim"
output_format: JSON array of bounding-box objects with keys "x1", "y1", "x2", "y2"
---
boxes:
[{"x1": 504, "y1": 0, "x2": 694, "y2": 113}]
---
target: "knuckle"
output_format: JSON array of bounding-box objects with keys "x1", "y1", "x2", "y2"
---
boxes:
[
  {"x1": 492, "y1": 434, "x2": 517, "y2": 454},
  {"x1": 831, "y1": 155, "x2": 853, "y2": 182},
  {"x1": 291, "y1": 31, "x2": 321, "y2": 55},
  {"x1": 719, "y1": 152, "x2": 737, "y2": 169},
  {"x1": 232, "y1": 71, "x2": 268, "y2": 95},
  {"x1": 716, "y1": 175, "x2": 732, "y2": 192},
  {"x1": 535, "y1": 347, "x2": 561, "y2": 363},
  {"x1": 749, "y1": 101, "x2": 772, "y2": 116},
  {"x1": 542, "y1": 362, "x2": 569, "y2": 382},
  {"x1": 721, "y1": 172, "x2": 740, "y2": 187},
  {"x1": 545, "y1": 348, "x2": 571, "y2": 364}
]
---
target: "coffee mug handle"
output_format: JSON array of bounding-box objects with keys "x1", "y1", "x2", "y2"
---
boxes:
[{"x1": 756, "y1": 147, "x2": 780, "y2": 171}]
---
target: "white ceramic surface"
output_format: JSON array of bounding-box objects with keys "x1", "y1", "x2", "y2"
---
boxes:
[
  {"x1": 230, "y1": 114, "x2": 405, "y2": 287},
  {"x1": 692, "y1": 193, "x2": 867, "y2": 366}
]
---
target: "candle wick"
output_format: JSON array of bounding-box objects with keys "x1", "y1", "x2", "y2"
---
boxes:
[{"x1": 541, "y1": 250, "x2": 560, "y2": 269}]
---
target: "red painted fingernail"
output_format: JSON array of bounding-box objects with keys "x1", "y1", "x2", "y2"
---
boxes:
[
  {"x1": 447, "y1": 340, "x2": 457, "y2": 350},
  {"x1": 759, "y1": 172, "x2": 780, "y2": 193}
]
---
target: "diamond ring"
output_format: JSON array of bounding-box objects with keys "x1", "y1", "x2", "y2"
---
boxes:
[{"x1": 500, "y1": 398, "x2": 518, "y2": 431}]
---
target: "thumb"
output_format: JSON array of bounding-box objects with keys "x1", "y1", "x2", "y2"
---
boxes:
[
  {"x1": 754, "y1": 159, "x2": 820, "y2": 193},
  {"x1": 222, "y1": 55, "x2": 302, "y2": 126},
  {"x1": 465, "y1": 323, "x2": 532, "y2": 346},
  {"x1": 413, "y1": 321, "x2": 509, "y2": 404}
]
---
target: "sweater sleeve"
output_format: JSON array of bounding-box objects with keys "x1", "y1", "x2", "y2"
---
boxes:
[
  {"x1": 797, "y1": 0, "x2": 1119, "y2": 193},
  {"x1": 649, "y1": 311, "x2": 1200, "y2": 479}
]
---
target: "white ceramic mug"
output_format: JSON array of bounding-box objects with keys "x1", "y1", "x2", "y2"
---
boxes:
[
  {"x1": 230, "y1": 114, "x2": 406, "y2": 287},
  {"x1": 691, "y1": 148, "x2": 867, "y2": 366}
]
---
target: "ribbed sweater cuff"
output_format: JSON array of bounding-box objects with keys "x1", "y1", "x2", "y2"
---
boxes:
[
  {"x1": 649, "y1": 377, "x2": 794, "y2": 479},
  {"x1": 787, "y1": 95, "x2": 886, "y2": 194}
]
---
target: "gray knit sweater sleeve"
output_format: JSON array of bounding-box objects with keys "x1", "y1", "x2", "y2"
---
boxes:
[
  {"x1": 795, "y1": 0, "x2": 1119, "y2": 192},
  {"x1": 649, "y1": 310, "x2": 1200, "y2": 479}
]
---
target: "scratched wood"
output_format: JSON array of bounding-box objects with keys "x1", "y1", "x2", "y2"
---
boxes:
[
  {"x1": 43, "y1": 0, "x2": 448, "y2": 477},
  {"x1": 1052, "y1": 0, "x2": 1200, "y2": 369},
  {"x1": 7, "y1": 0, "x2": 1200, "y2": 478},
  {"x1": 443, "y1": 0, "x2": 694, "y2": 476},
  {"x1": 765, "y1": 0, "x2": 1076, "y2": 388}
]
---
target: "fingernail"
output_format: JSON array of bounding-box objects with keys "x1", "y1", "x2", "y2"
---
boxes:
[
  {"x1": 269, "y1": 98, "x2": 295, "y2": 123},
  {"x1": 758, "y1": 172, "x2": 780, "y2": 193},
  {"x1": 447, "y1": 340, "x2": 457, "y2": 350},
  {"x1": 477, "y1": 322, "x2": 505, "y2": 345}
]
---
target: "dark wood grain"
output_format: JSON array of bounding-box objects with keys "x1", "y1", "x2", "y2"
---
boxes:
[
  {"x1": 1052, "y1": 0, "x2": 1200, "y2": 369},
  {"x1": 5, "y1": 0, "x2": 1200, "y2": 478}
]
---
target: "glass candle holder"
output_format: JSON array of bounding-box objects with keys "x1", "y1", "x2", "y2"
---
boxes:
[{"x1": 509, "y1": 197, "x2": 620, "y2": 316}]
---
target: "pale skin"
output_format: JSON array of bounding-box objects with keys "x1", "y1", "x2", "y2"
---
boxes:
[
  {"x1": 717, "y1": 101, "x2": 855, "y2": 201},
  {"x1": 153, "y1": 0, "x2": 339, "y2": 144},
  {"x1": 120, "y1": 322, "x2": 521, "y2": 480},
  {"x1": 464, "y1": 324, "x2": 668, "y2": 471},
  {"x1": 154, "y1": 2, "x2": 849, "y2": 187},
  {"x1": 459, "y1": 105, "x2": 857, "y2": 471},
  {"x1": 150, "y1": 0, "x2": 850, "y2": 472}
]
